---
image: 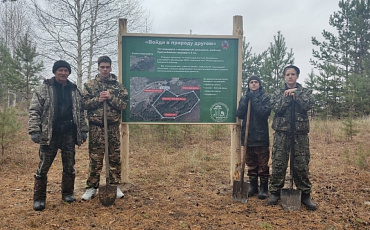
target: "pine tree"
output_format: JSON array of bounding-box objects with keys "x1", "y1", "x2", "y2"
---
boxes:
[
  {"x1": 311, "y1": 0, "x2": 370, "y2": 117},
  {"x1": 261, "y1": 31, "x2": 294, "y2": 93},
  {"x1": 0, "y1": 40, "x2": 22, "y2": 106},
  {"x1": 241, "y1": 37, "x2": 264, "y2": 94},
  {"x1": 14, "y1": 33, "x2": 43, "y2": 101}
]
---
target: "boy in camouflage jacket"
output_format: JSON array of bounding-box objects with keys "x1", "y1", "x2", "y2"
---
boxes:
[
  {"x1": 81, "y1": 56, "x2": 128, "y2": 201},
  {"x1": 268, "y1": 65, "x2": 317, "y2": 210}
]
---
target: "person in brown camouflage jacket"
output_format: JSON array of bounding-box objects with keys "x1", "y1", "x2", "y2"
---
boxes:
[
  {"x1": 267, "y1": 65, "x2": 317, "y2": 210},
  {"x1": 81, "y1": 56, "x2": 128, "y2": 201},
  {"x1": 29, "y1": 60, "x2": 88, "y2": 211}
]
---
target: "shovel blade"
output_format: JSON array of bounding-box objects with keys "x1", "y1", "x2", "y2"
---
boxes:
[
  {"x1": 281, "y1": 188, "x2": 301, "y2": 211},
  {"x1": 99, "y1": 184, "x2": 117, "y2": 207},
  {"x1": 232, "y1": 180, "x2": 249, "y2": 204}
]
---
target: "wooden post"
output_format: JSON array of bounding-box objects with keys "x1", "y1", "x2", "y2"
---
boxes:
[
  {"x1": 119, "y1": 18, "x2": 130, "y2": 183},
  {"x1": 230, "y1": 15, "x2": 243, "y2": 184}
]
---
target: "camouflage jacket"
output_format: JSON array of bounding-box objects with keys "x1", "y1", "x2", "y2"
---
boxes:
[
  {"x1": 28, "y1": 77, "x2": 89, "y2": 145},
  {"x1": 271, "y1": 83, "x2": 314, "y2": 134},
  {"x1": 82, "y1": 74, "x2": 128, "y2": 125},
  {"x1": 236, "y1": 86, "x2": 271, "y2": 146}
]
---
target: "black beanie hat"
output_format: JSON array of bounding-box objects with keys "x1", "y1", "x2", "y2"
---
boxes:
[
  {"x1": 247, "y1": 75, "x2": 262, "y2": 86},
  {"x1": 52, "y1": 60, "x2": 71, "y2": 74}
]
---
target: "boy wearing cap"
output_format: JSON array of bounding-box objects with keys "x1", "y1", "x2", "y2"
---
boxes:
[
  {"x1": 29, "y1": 60, "x2": 88, "y2": 211},
  {"x1": 236, "y1": 75, "x2": 271, "y2": 199},
  {"x1": 268, "y1": 65, "x2": 317, "y2": 210}
]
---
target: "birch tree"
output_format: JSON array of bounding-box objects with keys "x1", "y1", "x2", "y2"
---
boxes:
[
  {"x1": 31, "y1": 0, "x2": 152, "y2": 88},
  {"x1": 0, "y1": 0, "x2": 30, "y2": 54}
]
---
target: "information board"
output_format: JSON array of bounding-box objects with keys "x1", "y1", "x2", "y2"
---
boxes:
[{"x1": 121, "y1": 35, "x2": 238, "y2": 123}]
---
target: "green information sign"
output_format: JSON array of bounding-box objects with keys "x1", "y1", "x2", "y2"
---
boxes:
[{"x1": 122, "y1": 35, "x2": 238, "y2": 123}]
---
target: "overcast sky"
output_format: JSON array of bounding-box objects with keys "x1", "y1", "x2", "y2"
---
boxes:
[{"x1": 141, "y1": 0, "x2": 341, "y2": 84}]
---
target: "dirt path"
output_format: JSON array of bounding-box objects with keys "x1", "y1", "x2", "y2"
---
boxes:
[{"x1": 0, "y1": 121, "x2": 369, "y2": 229}]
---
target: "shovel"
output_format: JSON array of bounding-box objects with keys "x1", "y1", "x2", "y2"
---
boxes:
[
  {"x1": 99, "y1": 101, "x2": 117, "y2": 207},
  {"x1": 281, "y1": 98, "x2": 301, "y2": 211},
  {"x1": 232, "y1": 100, "x2": 251, "y2": 204}
]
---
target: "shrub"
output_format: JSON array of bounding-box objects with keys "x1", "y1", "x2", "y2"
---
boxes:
[{"x1": 0, "y1": 106, "x2": 21, "y2": 163}]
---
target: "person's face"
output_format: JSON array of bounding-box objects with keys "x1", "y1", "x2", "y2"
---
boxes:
[
  {"x1": 284, "y1": 68, "x2": 299, "y2": 87},
  {"x1": 98, "y1": 62, "x2": 112, "y2": 78},
  {"x1": 54, "y1": 67, "x2": 70, "y2": 85},
  {"x1": 249, "y1": 80, "x2": 260, "y2": 92}
]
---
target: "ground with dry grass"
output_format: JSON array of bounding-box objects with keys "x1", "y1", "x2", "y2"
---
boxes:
[{"x1": 0, "y1": 116, "x2": 369, "y2": 229}]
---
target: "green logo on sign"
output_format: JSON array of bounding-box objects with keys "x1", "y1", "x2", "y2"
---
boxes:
[{"x1": 210, "y1": 102, "x2": 229, "y2": 122}]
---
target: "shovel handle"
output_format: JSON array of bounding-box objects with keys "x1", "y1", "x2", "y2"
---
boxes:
[
  {"x1": 290, "y1": 98, "x2": 295, "y2": 190},
  {"x1": 103, "y1": 101, "x2": 110, "y2": 183},
  {"x1": 240, "y1": 100, "x2": 251, "y2": 189}
]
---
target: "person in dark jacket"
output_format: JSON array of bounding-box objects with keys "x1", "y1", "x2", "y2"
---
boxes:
[
  {"x1": 268, "y1": 65, "x2": 317, "y2": 210},
  {"x1": 236, "y1": 75, "x2": 271, "y2": 199},
  {"x1": 28, "y1": 60, "x2": 88, "y2": 211}
]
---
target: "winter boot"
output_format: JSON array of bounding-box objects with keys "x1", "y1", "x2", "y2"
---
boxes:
[
  {"x1": 258, "y1": 177, "x2": 269, "y2": 200},
  {"x1": 248, "y1": 176, "x2": 258, "y2": 197},
  {"x1": 61, "y1": 173, "x2": 76, "y2": 203},
  {"x1": 301, "y1": 193, "x2": 317, "y2": 211},
  {"x1": 33, "y1": 176, "x2": 47, "y2": 211},
  {"x1": 267, "y1": 193, "x2": 280, "y2": 205}
]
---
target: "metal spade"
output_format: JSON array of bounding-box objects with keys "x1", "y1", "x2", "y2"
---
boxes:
[{"x1": 232, "y1": 100, "x2": 251, "y2": 204}]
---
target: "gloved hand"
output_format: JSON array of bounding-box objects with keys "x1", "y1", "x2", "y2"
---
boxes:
[
  {"x1": 31, "y1": 133, "x2": 41, "y2": 143},
  {"x1": 246, "y1": 91, "x2": 257, "y2": 99},
  {"x1": 243, "y1": 93, "x2": 249, "y2": 103},
  {"x1": 81, "y1": 132, "x2": 87, "y2": 143}
]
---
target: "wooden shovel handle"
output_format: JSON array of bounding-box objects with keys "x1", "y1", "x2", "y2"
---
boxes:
[
  {"x1": 240, "y1": 100, "x2": 251, "y2": 185},
  {"x1": 103, "y1": 101, "x2": 110, "y2": 182},
  {"x1": 290, "y1": 98, "x2": 295, "y2": 189}
]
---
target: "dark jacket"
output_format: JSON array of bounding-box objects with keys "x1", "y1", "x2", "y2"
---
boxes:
[
  {"x1": 28, "y1": 77, "x2": 88, "y2": 145},
  {"x1": 270, "y1": 83, "x2": 314, "y2": 134},
  {"x1": 82, "y1": 74, "x2": 128, "y2": 126},
  {"x1": 236, "y1": 86, "x2": 271, "y2": 146}
]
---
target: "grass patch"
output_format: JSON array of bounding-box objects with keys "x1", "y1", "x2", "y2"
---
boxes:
[{"x1": 260, "y1": 222, "x2": 273, "y2": 229}]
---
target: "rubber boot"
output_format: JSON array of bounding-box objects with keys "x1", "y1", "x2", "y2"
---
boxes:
[
  {"x1": 301, "y1": 193, "x2": 317, "y2": 211},
  {"x1": 267, "y1": 193, "x2": 280, "y2": 205},
  {"x1": 33, "y1": 176, "x2": 47, "y2": 211},
  {"x1": 258, "y1": 177, "x2": 268, "y2": 200},
  {"x1": 61, "y1": 173, "x2": 76, "y2": 203},
  {"x1": 248, "y1": 176, "x2": 258, "y2": 197}
]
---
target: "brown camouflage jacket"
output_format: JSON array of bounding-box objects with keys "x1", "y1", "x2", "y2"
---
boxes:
[
  {"x1": 82, "y1": 73, "x2": 128, "y2": 125},
  {"x1": 271, "y1": 83, "x2": 314, "y2": 134},
  {"x1": 28, "y1": 77, "x2": 89, "y2": 145}
]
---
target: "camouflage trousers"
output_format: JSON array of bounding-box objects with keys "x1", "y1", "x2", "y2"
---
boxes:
[
  {"x1": 245, "y1": 146, "x2": 270, "y2": 178},
  {"x1": 86, "y1": 122, "x2": 121, "y2": 188},
  {"x1": 269, "y1": 132, "x2": 312, "y2": 194},
  {"x1": 35, "y1": 128, "x2": 76, "y2": 179}
]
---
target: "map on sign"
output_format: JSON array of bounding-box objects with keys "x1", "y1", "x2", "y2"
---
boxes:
[{"x1": 130, "y1": 77, "x2": 201, "y2": 122}]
